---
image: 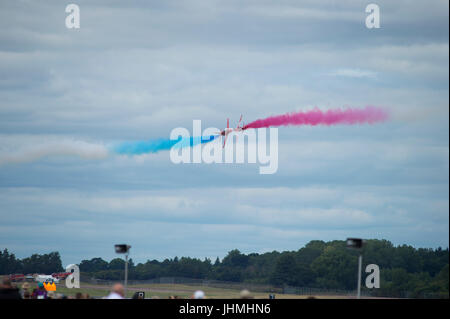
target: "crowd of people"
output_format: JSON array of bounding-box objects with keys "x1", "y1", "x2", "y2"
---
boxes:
[
  {"x1": 0, "y1": 277, "x2": 256, "y2": 299},
  {"x1": 0, "y1": 278, "x2": 92, "y2": 299}
]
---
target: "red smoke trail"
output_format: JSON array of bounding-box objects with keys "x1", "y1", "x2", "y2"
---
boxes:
[{"x1": 242, "y1": 106, "x2": 389, "y2": 130}]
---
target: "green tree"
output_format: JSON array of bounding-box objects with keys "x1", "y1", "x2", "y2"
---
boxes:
[
  {"x1": 270, "y1": 254, "x2": 298, "y2": 286},
  {"x1": 0, "y1": 249, "x2": 22, "y2": 274},
  {"x1": 79, "y1": 257, "x2": 108, "y2": 272},
  {"x1": 222, "y1": 250, "x2": 249, "y2": 268},
  {"x1": 109, "y1": 258, "x2": 125, "y2": 270},
  {"x1": 21, "y1": 252, "x2": 63, "y2": 274},
  {"x1": 311, "y1": 246, "x2": 357, "y2": 289}
]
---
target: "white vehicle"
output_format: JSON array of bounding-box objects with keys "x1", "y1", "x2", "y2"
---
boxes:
[{"x1": 35, "y1": 274, "x2": 60, "y2": 283}]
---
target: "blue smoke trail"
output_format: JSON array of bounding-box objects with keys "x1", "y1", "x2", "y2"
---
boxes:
[{"x1": 112, "y1": 135, "x2": 217, "y2": 155}]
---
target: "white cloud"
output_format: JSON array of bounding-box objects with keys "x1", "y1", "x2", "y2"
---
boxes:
[
  {"x1": 0, "y1": 135, "x2": 109, "y2": 165},
  {"x1": 327, "y1": 68, "x2": 377, "y2": 79}
]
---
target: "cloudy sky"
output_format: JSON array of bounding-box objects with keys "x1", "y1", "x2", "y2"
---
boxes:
[{"x1": 0, "y1": 0, "x2": 448, "y2": 266}]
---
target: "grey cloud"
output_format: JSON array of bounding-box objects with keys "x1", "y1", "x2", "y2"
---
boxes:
[{"x1": 0, "y1": 0, "x2": 448, "y2": 263}]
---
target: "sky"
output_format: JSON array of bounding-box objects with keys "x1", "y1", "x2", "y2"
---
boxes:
[{"x1": 0, "y1": 0, "x2": 448, "y2": 267}]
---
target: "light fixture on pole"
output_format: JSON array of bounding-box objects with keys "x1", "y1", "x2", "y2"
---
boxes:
[
  {"x1": 115, "y1": 244, "x2": 131, "y2": 298},
  {"x1": 346, "y1": 238, "x2": 365, "y2": 299}
]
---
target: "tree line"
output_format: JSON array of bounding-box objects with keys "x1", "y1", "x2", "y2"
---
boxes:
[
  {"x1": 1, "y1": 239, "x2": 448, "y2": 298},
  {"x1": 0, "y1": 250, "x2": 64, "y2": 275}
]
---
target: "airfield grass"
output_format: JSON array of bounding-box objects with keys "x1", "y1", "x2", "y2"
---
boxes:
[
  {"x1": 50, "y1": 282, "x2": 350, "y2": 299},
  {"x1": 3, "y1": 275, "x2": 353, "y2": 299}
]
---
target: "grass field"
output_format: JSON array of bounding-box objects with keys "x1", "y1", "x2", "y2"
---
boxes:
[
  {"x1": 3, "y1": 275, "x2": 356, "y2": 299},
  {"x1": 50, "y1": 282, "x2": 351, "y2": 299},
  {"x1": 4, "y1": 276, "x2": 352, "y2": 299}
]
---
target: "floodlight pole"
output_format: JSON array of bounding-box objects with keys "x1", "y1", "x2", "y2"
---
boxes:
[
  {"x1": 124, "y1": 252, "x2": 128, "y2": 298},
  {"x1": 346, "y1": 238, "x2": 364, "y2": 299},
  {"x1": 357, "y1": 254, "x2": 362, "y2": 299}
]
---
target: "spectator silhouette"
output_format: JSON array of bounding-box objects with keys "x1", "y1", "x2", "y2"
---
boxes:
[
  {"x1": 32, "y1": 282, "x2": 48, "y2": 299},
  {"x1": 240, "y1": 289, "x2": 253, "y2": 299},
  {"x1": 192, "y1": 290, "x2": 205, "y2": 299},
  {"x1": 105, "y1": 283, "x2": 125, "y2": 299},
  {"x1": 0, "y1": 278, "x2": 21, "y2": 299}
]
